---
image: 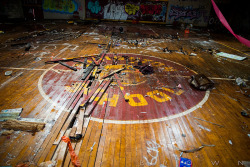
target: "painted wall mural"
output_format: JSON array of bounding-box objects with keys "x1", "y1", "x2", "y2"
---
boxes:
[
  {"x1": 125, "y1": 3, "x2": 139, "y2": 15},
  {"x1": 86, "y1": 0, "x2": 168, "y2": 22},
  {"x1": 87, "y1": 1, "x2": 101, "y2": 14},
  {"x1": 43, "y1": 0, "x2": 78, "y2": 14},
  {"x1": 103, "y1": 3, "x2": 128, "y2": 20}
]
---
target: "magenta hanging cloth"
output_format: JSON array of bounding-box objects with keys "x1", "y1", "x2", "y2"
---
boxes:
[{"x1": 211, "y1": 0, "x2": 250, "y2": 47}]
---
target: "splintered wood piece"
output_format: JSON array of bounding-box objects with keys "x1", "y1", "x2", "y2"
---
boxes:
[
  {"x1": 97, "y1": 53, "x2": 106, "y2": 65},
  {"x1": 81, "y1": 64, "x2": 95, "y2": 80},
  {"x1": 101, "y1": 68, "x2": 125, "y2": 79},
  {"x1": 114, "y1": 73, "x2": 129, "y2": 102},
  {"x1": 45, "y1": 55, "x2": 97, "y2": 64},
  {"x1": 92, "y1": 57, "x2": 99, "y2": 65},
  {"x1": 84, "y1": 79, "x2": 111, "y2": 116},
  {"x1": 53, "y1": 128, "x2": 72, "y2": 167},
  {"x1": 58, "y1": 61, "x2": 77, "y2": 71},
  {"x1": 2, "y1": 119, "x2": 45, "y2": 132}
]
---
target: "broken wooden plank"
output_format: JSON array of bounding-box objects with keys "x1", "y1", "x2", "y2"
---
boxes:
[
  {"x1": 2, "y1": 119, "x2": 45, "y2": 132},
  {"x1": 81, "y1": 64, "x2": 95, "y2": 80},
  {"x1": 53, "y1": 128, "x2": 72, "y2": 167},
  {"x1": 88, "y1": 80, "x2": 106, "y2": 103},
  {"x1": 75, "y1": 108, "x2": 85, "y2": 135},
  {"x1": 91, "y1": 66, "x2": 98, "y2": 78},
  {"x1": 58, "y1": 61, "x2": 77, "y2": 71},
  {"x1": 114, "y1": 73, "x2": 129, "y2": 102},
  {"x1": 84, "y1": 79, "x2": 111, "y2": 116},
  {"x1": 101, "y1": 67, "x2": 125, "y2": 79},
  {"x1": 92, "y1": 57, "x2": 99, "y2": 65},
  {"x1": 53, "y1": 97, "x2": 85, "y2": 145},
  {"x1": 0, "y1": 108, "x2": 23, "y2": 121},
  {"x1": 97, "y1": 53, "x2": 106, "y2": 65},
  {"x1": 45, "y1": 55, "x2": 97, "y2": 64}
]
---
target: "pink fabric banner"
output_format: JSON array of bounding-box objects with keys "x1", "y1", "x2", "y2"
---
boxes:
[{"x1": 211, "y1": 0, "x2": 250, "y2": 48}]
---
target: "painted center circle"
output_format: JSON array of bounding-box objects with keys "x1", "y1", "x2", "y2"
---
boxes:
[{"x1": 39, "y1": 53, "x2": 209, "y2": 124}]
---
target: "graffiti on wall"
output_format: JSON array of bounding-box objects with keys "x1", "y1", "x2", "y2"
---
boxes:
[
  {"x1": 86, "y1": 0, "x2": 167, "y2": 22},
  {"x1": 88, "y1": 1, "x2": 101, "y2": 14},
  {"x1": 169, "y1": 5, "x2": 208, "y2": 21},
  {"x1": 103, "y1": 3, "x2": 128, "y2": 20},
  {"x1": 43, "y1": 0, "x2": 78, "y2": 14},
  {"x1": 125, "y1": 3, "x2": 139, "y2": 15},
  {"x1": 140, "y1": 4, "x2": 167, "y2": 21}
]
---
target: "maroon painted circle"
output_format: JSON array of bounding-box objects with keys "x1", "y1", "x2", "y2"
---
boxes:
[{"x1": 41, "y1": 54, "x2": 206, "y2": 121}]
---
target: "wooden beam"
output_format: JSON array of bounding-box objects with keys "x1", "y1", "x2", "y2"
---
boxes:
[
  {"x1": 101, "y1": 68, "x2": 125, "y2": 79},
  {"x1": 2, "y1": 119, "x2": 45, "y2": 132},
  {"x1": 84, "y1": 79, "x2": 111, "y2": 116},
  {"x1": 45, "y1": 55, "x2": 97, "y2": 64}
]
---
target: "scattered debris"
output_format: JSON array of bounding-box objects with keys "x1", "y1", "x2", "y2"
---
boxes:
[
  {"x1": 195, "y1": 120, "x2": 211, "y2": 132},
  {"x1": 189, "y1": 74, "x2": 214, "y2": 90},
  {"x1": 216, "y1": 52, "x2": 247, "y2": 61},
  {"x1": 236, "y1": 77, "x2": 246, "y2": 86},
  {"x1": 134, "y1": 65, "x2": 154, "y2": 75},
  {"x1": 69, "y1": 134, "x2": 82, "y2": 141},
  {"x1": 175, "y1": 144, "x2": 215, "y2": 153},
  {"x1": 35, "y1": 57, "x2": 41, "y2": 62},
  {"x1": 229, "y1": 140, "x2": 233, "y2": 145},
  {"x1": 89, "y1": 142, "x2": 96, "y2": 152},
  {"x1": 240, "y1": 86, "x2": 250, "y2": 97},
  {"x1": 189, "y1": 53, "x2": 197, "y2": 56},
  {"x1": 38, "y1": 161, "x2": 56, "y2": 167},
  {"x1": 192, "y1": 116, "x2": 224, "y2": 127},
  {"x1": 177, "y1": 84, "x2": 182, "y2": 89},
  {"x1": 181, "y1": 134, "x2": 186, "y2": 137},
  {"x1": 5, "y1": 71, "x2": 12, "y2": 76},
  {"x1": 241, "y1": 111, "x2": 249, "y2": 118},
  {"x1": 25, "y1": 43, "x2": 31, "y2": 51}
]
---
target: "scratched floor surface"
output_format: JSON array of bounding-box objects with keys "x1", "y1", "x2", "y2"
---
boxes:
[{"x1": 0, "y1": 21, "x2": 250, "y2": 167}]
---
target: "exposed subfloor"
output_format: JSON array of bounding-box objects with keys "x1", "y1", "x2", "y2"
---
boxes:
[{"x1": 0, "y1": 21, "x2": 250, "y2": 167}]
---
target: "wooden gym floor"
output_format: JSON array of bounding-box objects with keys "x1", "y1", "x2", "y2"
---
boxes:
[{"x1": 0, "y1": 21, "x2": 249, "y2": 167}]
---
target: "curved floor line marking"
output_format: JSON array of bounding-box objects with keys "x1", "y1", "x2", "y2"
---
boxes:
[
  {"x1": 38, "y1": 64, "x2": 62, "y2": 107},
  {"x1": 90, "y1": 90, "x2": 210, "y2": 124}
]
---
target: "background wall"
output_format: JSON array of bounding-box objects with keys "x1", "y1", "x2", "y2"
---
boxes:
[
  {"x1": 43, "y1": 0, "x2": 85, "y2": 20},
  {"x1": 0, "y1": 0, "x2": 24, "y2": 20},
  {"x1": 166, "y1": 0, "x2": 211, "y2": 27},
  {"x1": 86, "y1": 0, "x2": 168, "y2": 23}
]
